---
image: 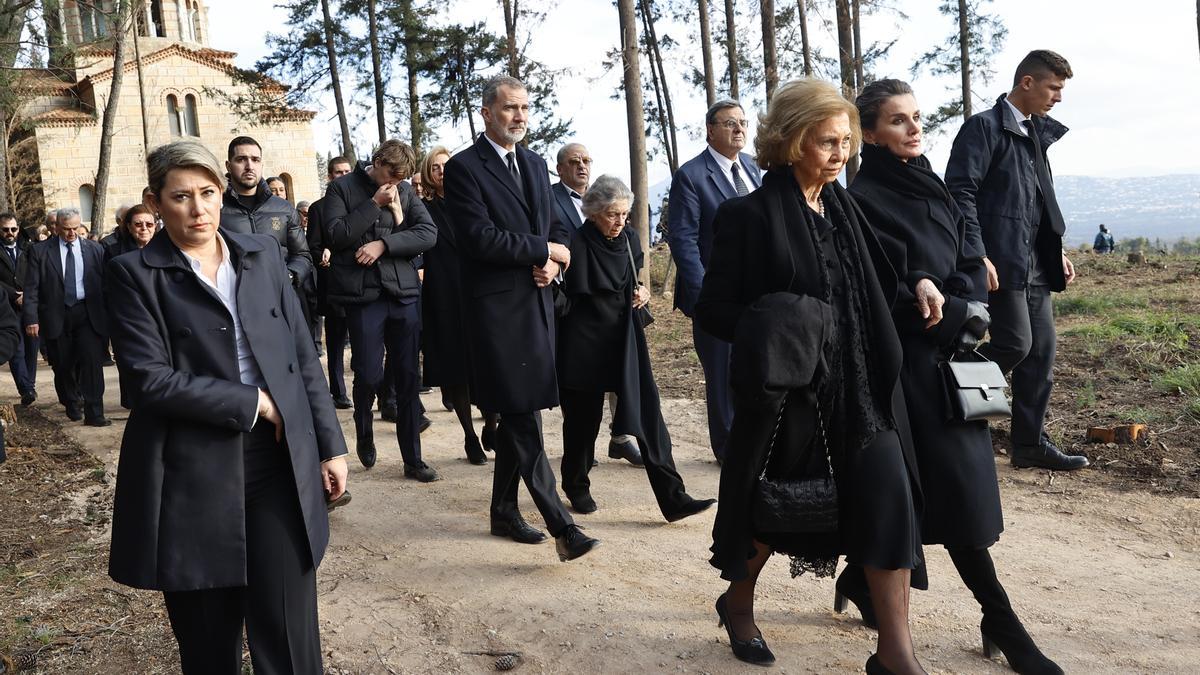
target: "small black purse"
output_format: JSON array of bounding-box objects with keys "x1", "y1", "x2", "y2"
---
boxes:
[
  {"x1": 626, "y1": 240, "x2": 654, "y2": 328},
  {"x1": 752, "y1": 393, "x2": 839, "y2": 534},
  {"x1": 940, "y1": 351, "x2": 1012, "y2": 423}
]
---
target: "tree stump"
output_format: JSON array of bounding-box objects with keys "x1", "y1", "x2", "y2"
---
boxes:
[
  {"x1": 1087, "y1": 424, "x2": 1147, "y2": 444},
  {"x1": 1127, "y1": 251, "x2": 1146, "y2": 264}
]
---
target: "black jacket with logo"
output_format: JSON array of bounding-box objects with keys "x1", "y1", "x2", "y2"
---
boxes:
[{"x1": 220, "y1": 181, "x2": 313, "y2": 286}]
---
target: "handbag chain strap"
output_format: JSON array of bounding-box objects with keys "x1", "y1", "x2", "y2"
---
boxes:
[{"x1": 757, "y1": 393, "x2": 833, "y2": 481}]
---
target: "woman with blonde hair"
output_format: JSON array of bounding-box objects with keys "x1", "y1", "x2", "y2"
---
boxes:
[{"x1": 697, "y1": 78, "x2": 926, "y2": 673}]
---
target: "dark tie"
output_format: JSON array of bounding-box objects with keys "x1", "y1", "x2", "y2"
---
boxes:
[
  {"x1": 506, "y1": 151, "x2": 525, "y2": 195},
  {"x1": 730, "y1": 162, "x2": 750, "y2": 197},
  {"x1": 64, "y1": 241, "x2": 78, "y2": 307},
  {"x1": 5, "y1": 246, "x2": 15, "y2": 266}
]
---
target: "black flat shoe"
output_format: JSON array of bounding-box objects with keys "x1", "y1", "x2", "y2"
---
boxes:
[
  {"x1": 418, "y1": 415, "x2": 433, "y2": 433},
  {"x1": 403, "y1": 461, "x2": 440, "y2": 482},
  {"x1": 490, "y1": 516, "x2": 547, "y2": 544},
  {"x1": 663, "y1": 497, "x2": 716, "y2": 523},
  {"x1": 714, "y1": 593, "x2": 774, "y2": 666},
  {"x1": 380, "y1": 404, "x2": 398, "y2": 423},
  {"x1": 332, "y1": 395, "x2": 353, "y2": 409},
  {"x1": 1011, "y1": 437, "x2": 1089, "y2": 471},
  {"x1": 465, "y1": 437, "x2": 487, "y2": 465},
  {"x1": 865, "y1": 654, "x2": 894, "y2": 675},
  {"x1": 981, "y1": 619, "x2": 1064, "y2": 674},
  {"x1": 555, "y1": 524, "x2": 600, "y2": 562},
  {"x1": 19, "y1": 391, "x2": 36, "y2": 406},
  {"x1": 834, "y1": 565, "x2": 879, "y2": 629},
  {"x1": 64, "y1": 406, "x2": 83, "y2": 421},
  {"x1": 83, "y1": 417, "x2": 112, "y2": 427},
  {"x1": 356, "y1": 437, "x2": 376, "y2": 468},
  {"x1": 326, "y1": 490, "x2": 352, "y2": 512},
  {"x1": 568, "y1": 493, "x2": 598, "y2": 514}
]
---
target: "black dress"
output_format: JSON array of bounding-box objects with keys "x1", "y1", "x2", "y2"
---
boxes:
[
  {"x1": 850, "y1": 145, "x2": 1004, "y2": 548},
  {"x1": 420, "y1": 195, "x2": 469, "y2": 387},
  {"x1": 698, "y1": 170, "x2": 924, "y2": 582}
]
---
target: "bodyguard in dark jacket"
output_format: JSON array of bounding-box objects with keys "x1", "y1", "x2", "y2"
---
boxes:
[
  {"x1": 944, "y1": 50, "x2": 1087, "y2": 472},
  {"x1": 107, "y1": 140, "x2": 347, "y2": 674},
  {"x1": 0, "y1": 212, "x2": 37, "y2": 405},
  {"x1": 321, "y1": 141, "x2": 438, "y2": 480},
  {"x1": 220, "y1": 136, "x2": 313, "y2": 287}
]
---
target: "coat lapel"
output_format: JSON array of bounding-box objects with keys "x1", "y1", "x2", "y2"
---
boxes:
[
  {"x1": 476, "y1": 135, "x2": 530, "y2": 213},
  {"x1": 702, "y1": 151, "x2": 736, "y2": 201},
  {"x1": 552, "y1": 183, "x2": 583, "y2": 229},
  {"x1": 45, "y1": 237, "x2": 64, "y2": 283}
]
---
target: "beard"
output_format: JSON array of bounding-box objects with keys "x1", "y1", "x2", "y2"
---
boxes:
[{"x1": 496, "y1": 126, "x2": 527, "y2": 145}]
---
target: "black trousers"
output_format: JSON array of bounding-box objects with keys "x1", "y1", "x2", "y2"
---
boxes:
[
  {"x1": 324, "y1": 313, "x2": 348, "y2": 399},
  {"x1": 46, "y1": 302, "x2": 105, "y2": 419},
  {"x1": 7, "y1": 330, "x2": 38, "y2": 395},
  {"x1": 559, "y1": 387, "x2": 688, "y2": 515},
  {"x1": 491, "y1": 410, "x2": 573, "y2": 536},
  {"x1": 345, "y1": 296, "x2": 421, "y2": 465},
  {"x1": 978, "y1": 286, "x2": 1055, "y2": 446},
  {"x1": 163, "y1": 425, "x2": 321, "y2": 675},
  {"x1": 692, "y1": 320, "x2": 732, "y2": 461}
]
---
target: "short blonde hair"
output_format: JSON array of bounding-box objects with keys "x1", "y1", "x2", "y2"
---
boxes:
[
  {"x1": 755, "y1": 78, "x2": 861, "y2": 171},
  {"x1": 419, "y1": 146, "x2": 450, "y2": 187},
  {"x1": 147, "y1": 140, "x2": 224, "y2": 197}
]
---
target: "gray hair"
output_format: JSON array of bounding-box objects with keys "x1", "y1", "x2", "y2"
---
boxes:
[
  {"x1": 581, "y1": 175, "x2": 634, "y2": 219},
  {"x1": 147, "y1": 140, "x2": 225, "y2": 198},
  {"x1": 296, "y1": 200, "x2": 311, "y2": 210},
  {"x1": 482, "y1": 75, "x2": 527, "y2": 107},
  {"x1": 56, "y1": 206, "x2": 81, "y2": 224},
  {"x1": 705, "y1": 99, "x2": 743, "y2": 126},
  {"x1": 556, "y1": 142, "x2": 587, "y2": 165}
]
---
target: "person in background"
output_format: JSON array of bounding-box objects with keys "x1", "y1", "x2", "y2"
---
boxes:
[
  {"x1": 307, "y1": 156, "x2": 353, "y2": 408},
  {"x1": 1093, "y1": 224, "x2": 1114, "y2": 254},
  {"x1": 410, "y1": 172, "x2": 424, "y2": 200},
  {"x1": 100, "y1": 203, "x2": 136, "y2": 258},
  {"x1": 267, "y1": 176, "x2": 288, "y2": 200},
  {"x1": 297, "y1": 201, "x2": 310, "y2": 232},
  {"x1": 0, "y1": 212, "x2": 37, "y2": 406},
  {"x1": 103, "y1": 205, "x2": 157, "y2": 261}
]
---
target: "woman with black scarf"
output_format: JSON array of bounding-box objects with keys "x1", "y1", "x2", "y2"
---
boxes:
[
  {"x1": 557, "y1": 175, "x2": 715, "y2": 522},
  {"x1": 844, "y1": 79, "x2": 1062, "y2": 675}
]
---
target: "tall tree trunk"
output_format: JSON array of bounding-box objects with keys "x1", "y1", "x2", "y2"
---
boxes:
[
  {"x1": 723, "y1": 0, "x2": 738, "y2": 98},
  {"x1": 0, "y1": 113, "x2": 10, "y2": 212},
  {"x1": 368, "y1": 0, "x2": 387, "y2": 143},
  {"x1": 320, "y1": 0, "x2": 356, "y2": 161},
  {"x1": 502, "y1": 0, "x2": 519, "y2": 77},
  {"x1": 761, "y1": 0, "x2": 777, "y2": 103},
  {"x1": 697, "y1": 0, "x2": 716, "y2": 106},
  {"x1": 834, "y1": 0, "x2": 857, "y2": 180},
  {"x1": 400, "y1": 0, "x2": 422, "y2": 151},
  {"x1": 93, "y1": 0, "x2": 133, "y2": 233},
  {"x1": 132, "y1": 1, "x2": 151, "y2": 157},
  {"x1": 0, "y1": 0, "x2": 33, "y2": 210},
  {"x1": 958, "y1": 0, "x2": 972, "y2": 118},
  {"x1": 639, "y1": 0, "x2": 678, "y2": 172},
  {"x1": 43, "y1": 0, "x2": 69, "y2": 73},
  {"x1": 851, "y1": 0, "x2": 863, "y2": 94},
  {"x1": 617, "y1": 0, "x2": 650, "y2": 284},
  {"x1": 797, "y1": 0, "x2": 812, "y2": 76}
]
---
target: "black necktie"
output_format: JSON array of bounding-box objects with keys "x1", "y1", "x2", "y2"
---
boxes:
[
  {"x1": 5, "y1": 246, "x2": 15, "y2": 265},
  {"x1": 506, "y1": 151, "x2": 525, "y2": 195},
  {"x1": 731, "y1": 162, "x2": 750, "y2": 197},
  {"x1": 64, "y1": 241, "x2": 78, "y2": 307}
]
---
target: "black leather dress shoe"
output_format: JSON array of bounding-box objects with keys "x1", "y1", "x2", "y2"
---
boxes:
[
  {"x1": 403, "y1": 461, "x2": 440, "y2": 482},
  {"x1": 19, "y1": 391, "x2": 36, "y2": 406},
  {"x1": 1011, "y1": 437, "x2": 1089, "y2": 471},
  {"x1": 607, "y1": 438, "x2": 643, "y2": 466},
  {"x1": 568, "y1": 493, "x2": 598, "y2": 514},
  {"x1": 465, "y1": 438, "x2": 487, "y2": 465},
  {"x1": 418, "y1": 415, "x2": 433, "y2": 433},
  {"x1": 664, "y1": 497, "x2": 716, "y2": 523},
  {"x1": 490, "y1": 516, "x2": 547, "y2": 544},
  {"x1": 83, "y1": 417, "x2": 112, "y2": 427},
  {"x1": 555, "y1": 524, "x2": 600, "y2": 562},
  {"x1": 64, "y1": 406, "x2": 83, "y2": 421},
  {"x1": 326, "y1": 490, "x2": 352, "y2": 512},
  {"x1": 380, "y1": 404, "x2": 398, "y2": 423},
  {"x1": 357, "y1": 438, "x2": 377, "y2": 468},
  {"x1": 332, "y1": 395, "x2": 353, "y2": 409}
]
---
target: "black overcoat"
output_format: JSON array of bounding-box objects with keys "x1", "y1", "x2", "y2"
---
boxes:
[
  {"x1": 0, "y1": 240, "x2": 30, "y2": 309},
  {"x1": 443, "y1": 134, "x2": 570, "y2": 414},
  {"x1": 22, "y1": 236, "x2": 109, "y2": 339},
  {"x1": 105, "y1": 230, "x2": 348, "y2": 592},
  {"x1": 850, "y1": 155, "x2": 1004, "y2": 547},
  {"x1": 419, "y1": 196, "x2": 468, "y2": 387}
]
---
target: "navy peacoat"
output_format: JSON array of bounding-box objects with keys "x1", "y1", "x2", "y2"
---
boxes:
[{"x1": 105, "y1": 229, "x2": 348, "y2": 592}]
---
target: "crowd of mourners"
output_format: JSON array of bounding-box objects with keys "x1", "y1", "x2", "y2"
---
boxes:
[{"x1": 0, "y1": 48, "x2": 1089, "y2": 675}]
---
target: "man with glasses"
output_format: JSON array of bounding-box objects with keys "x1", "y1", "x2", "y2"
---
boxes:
[
  {"x1": 665, "y1": 100, "x2": 761, "y2": 464},
  {"x1": 0, "y1": 212, "x2": 37, "y2": 405}
]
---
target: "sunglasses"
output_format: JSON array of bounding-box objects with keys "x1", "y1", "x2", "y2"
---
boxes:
[{"x1": 0, "y1": 227, "x2": 19, "y2": 233}]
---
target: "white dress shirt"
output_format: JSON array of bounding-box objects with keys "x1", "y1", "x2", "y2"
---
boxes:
[
  {"x1": 58, "y1": 237, "x2": 86, "y2": 301},
  {"x1": 567, "y1": 187, "x2": 585, "y2": 223},
  {"x1": 1004, "y1": 97, "x2": 1031, "y2": 136},
  {"x1": 180, "y1": 236, "x2": 267, "y2": 390},
  {"x1": 707, "y1": 146, "x2": 758, "y2": 194},
  {"x1": 484, "y1": 133, "x2": 520, "y2": 178}
]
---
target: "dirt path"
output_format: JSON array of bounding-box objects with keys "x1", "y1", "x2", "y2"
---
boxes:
[{"x1": 8, "y1": 364, "x2": 1200, "y2": 674}]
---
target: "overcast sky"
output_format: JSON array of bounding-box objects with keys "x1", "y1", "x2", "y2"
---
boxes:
[{"x1": 204, "y1": 0, "x2": 1200, "y2": 187}]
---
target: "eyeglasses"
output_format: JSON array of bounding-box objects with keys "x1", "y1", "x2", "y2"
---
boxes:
[
  {"x1": 131, "y1": 222, "x2": 156, "y2": 230},
  {"x1": 714, "y1": 119, "x2": 749, "y2": 130},
  {"x1": 566, "y1": 158, "x2": 593, "y2": 166}
]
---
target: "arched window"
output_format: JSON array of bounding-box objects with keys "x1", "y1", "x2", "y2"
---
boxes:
[
  {"x1": 166, "y1": 94, "x2": 182, "y2": 136},
  {"x1": 183, "y1": 94, "x2": 200, "y2": 137},
  {"x1": 79, "y1": 185, "x2": 95, "y2": 225},
  {"x1": 188, "y1": 0, "x2": 203, "y2": 43}
]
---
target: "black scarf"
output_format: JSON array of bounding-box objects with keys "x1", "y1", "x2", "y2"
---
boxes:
[
  {"x1": 858, "y1": 143, "x2": 952, "y2": 204},
  {"x1": 562, "y1": 222, "x2": 635, "y2": 298}
]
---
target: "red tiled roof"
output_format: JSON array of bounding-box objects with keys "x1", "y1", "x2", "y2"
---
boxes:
[{"x1": 29, "y1": 108, "x2": 97, "y2": 127}]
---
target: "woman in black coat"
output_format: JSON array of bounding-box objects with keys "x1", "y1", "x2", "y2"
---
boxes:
[
  {"x1": 846, "y1": 79, "x2": 1062, "y2": 675},
  {"x1": 418, "y1": 145, "x2": 495, "y2": 465},
  {"x1": 697, "y1": 79, "x2": 926, "y2": 674},
  {"x1": 556, "y1": 175, "x2": 714, "y2": 520},
  {"x1": 105, "y1": 140, "x2": 349, "y2": 674}
]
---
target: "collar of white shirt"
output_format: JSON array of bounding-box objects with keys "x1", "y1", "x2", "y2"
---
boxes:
[
  {"x1": 1004, "y1": 97, "x2": 1032, "y2": 136},
  {"x1": 181, "y1": 234, "x2": 232, "y2": 288},
  {"x1": 483, "y1": 133, "x2": 518, "y2": 168}
]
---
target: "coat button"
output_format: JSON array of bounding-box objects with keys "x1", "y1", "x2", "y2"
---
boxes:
[
  {"x1": 270, "y1": 307, "x2": 279, "y2": 317},
  {"x1": 178, "y1": 327, "x2": 192, "y2": 337},
  {"x1": 226, "y1": 418, "x2": 237, "y2": 426},
  {"x1": 288, "y1": 363, "x2": 295, "y2": 373}
]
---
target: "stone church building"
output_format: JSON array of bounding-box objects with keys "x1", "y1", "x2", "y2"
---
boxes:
[{"x1": 12, "y1": 0, "x2": 318, "y2": 235}]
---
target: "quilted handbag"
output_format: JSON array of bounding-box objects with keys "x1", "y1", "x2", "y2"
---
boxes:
[{"x1": 751, "y1": 394, "x2": 838, "y2": 534}]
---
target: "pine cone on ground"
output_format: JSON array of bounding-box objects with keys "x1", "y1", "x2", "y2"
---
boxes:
[{"x1": 494, "y1": 653, "x2": 518, "y2": 671}]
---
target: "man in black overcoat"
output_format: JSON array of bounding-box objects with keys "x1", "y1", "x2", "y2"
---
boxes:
[
  {"x1": 945, "y1": 50, "x2": 1088, "y2": 471},
  {"x1": 0, "y1": 212, "x2": 38, "y2": 405},
  {"x1": 306, "y1": 156, "x2": 354, "y2": 409},
  {"x1": 444, "y1": 75, "x2": 599, "y2": 562},
  {"x1": 22, "y1": 207, "x2": 110, "y2": 425}
]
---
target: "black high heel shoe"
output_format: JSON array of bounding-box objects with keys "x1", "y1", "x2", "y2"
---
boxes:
[
  {"x1": 981, "y1": 621, "x2": 1064, "y2": 675},
  {"x1": 714, "y1": 593, "x2": 775, "y2": 666},
  {"x1": 834, "y1": 565, "x2": 879, "y2": 629},
  {"x1": 864, "y1": 654, "x2": 894, "y2": 675}
]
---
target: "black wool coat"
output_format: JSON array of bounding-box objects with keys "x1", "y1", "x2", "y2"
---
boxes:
[
  {"x1": 0, "y1": 288, "x2": 20, "y2": 364},
  {"x1": 0, "y1": 240, "x2": 30, "y2": 310},
  {"x1": 23, "y1": 236, "x2": 109, "y2": 339},
  {"x1": 443, "y1": 134, "x2": 570, "y2": 414},
  {"x1": 419, "y1": 195, "x2": 469, "y2": 387},
  {"x1": 105, "y1": 230, "x2": 348, "y2": 592}
]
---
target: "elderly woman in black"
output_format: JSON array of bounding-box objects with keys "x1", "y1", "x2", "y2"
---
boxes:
[
  {"x1": 844, "y1": 79, "x2": 1062, "y2": 675},
  {"x1": 105, "y1": 140, "x2": 349, "y2": 674},
  {"x1": 557, "y1": 175, "x2": 715, "y2": 520},
  {"x1": 418, "y1": 144, "x2": 496, "y2": 465},
  {"x1": 697, "y1": 78, "x2": 925, "y2": 674}
]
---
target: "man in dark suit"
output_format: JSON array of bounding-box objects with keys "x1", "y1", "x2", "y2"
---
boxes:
[
  {"x1": 0, "y1": 212, "x2": 37, "y2": 405},
  {"x1": 445, "y1": 75, "x2": 599, "y2": 562},
  {"x1": 306, "y1": 156, "x2": 354, "y2": 409},
  {"x1": 23, "y1": 207, "x2": 110, "y2": 425},
  {"x1": 665, "y1": 100, "x2": 761, "y2": 463}
]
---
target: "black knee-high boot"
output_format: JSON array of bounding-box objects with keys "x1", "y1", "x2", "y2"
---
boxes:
[{"x1": 947, "y1": 546, "x2": 1063, "y2": 675}]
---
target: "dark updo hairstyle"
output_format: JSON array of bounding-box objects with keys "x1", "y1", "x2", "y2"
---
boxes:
[{"x1": 854, "y1": 79, "x2": 914, "y2": 133}]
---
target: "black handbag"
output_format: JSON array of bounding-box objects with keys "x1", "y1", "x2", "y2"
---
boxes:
[
  {"x1": 940, "y1": 351, "x2": 1012, "y2": 423},
  {"x1": 626, "y1": 240, "x2": 654, "y2": 328},
  {"x1": 751, "y1": 393, "x2": 839, "y2": 534}
]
